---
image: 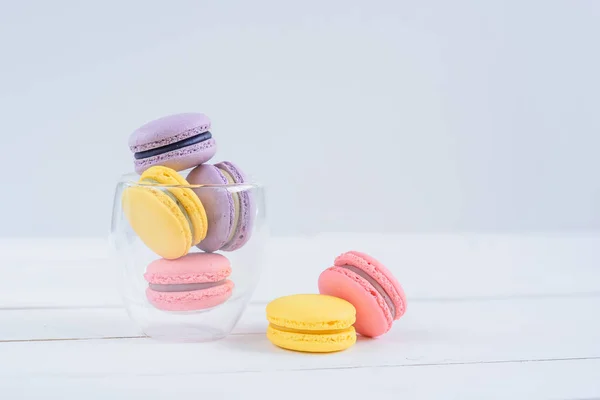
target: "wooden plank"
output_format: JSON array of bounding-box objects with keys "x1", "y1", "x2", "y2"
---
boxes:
[
  {"x1": 1, "y1": 234, "x2": 599, "y2": 308},
  {"x1": 0, "y1": 304, "x2": 265, "y2": 341},
  {"x1": 254, "y1": 232, "x2": 600, "y2": 303},
  {"x1": 0, "y1": 358, "x2": 599, "y2": 399},
  {"x1": 1, "y1": 297, "x2": 598, "y2": 376},
  {"x1": 0, "y1": 307, "x2": 140, "y2": 341},
  {"x1": 0, "y1": 259, "x2": 122, "y2": 308}
]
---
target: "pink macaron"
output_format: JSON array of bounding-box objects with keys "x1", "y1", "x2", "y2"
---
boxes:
[
  {"x1": 318, "y1": 251, "x2": 406, "y2": 337},
  {"x1": 144, "y1": 253, "x2": 234, "y2": 312}
]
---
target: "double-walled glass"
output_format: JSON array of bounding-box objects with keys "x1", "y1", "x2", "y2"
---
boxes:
[{"x1": 110, "y1": 171, "x2": 267, "y2": 342}]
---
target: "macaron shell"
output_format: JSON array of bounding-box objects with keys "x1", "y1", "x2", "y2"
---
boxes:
[
  {"x1": 122, "y1": 186, "x2": 191, "y2": 260},
  {"x1": 266, "y1": 294, "x2": 356, "y2": 331},
  {"x1": 215, "y1": 161, "x2": 255, "y2": 252},
  {"x1": 335, "y1": 251, "x2": 407, "y2": 319},
  {"x1": 146, "y1": 280, "x2": 234, "y2": 311},
  {"x1": 140, "y1": 166, "x2": 209, "y2": 245},
  {"x1": 129, "y1": 113, "x2": 211, "y2": 150},
  {"x1": 142, "y1": 166, "x2": 208, "y2": 245},
  {"x1": 318, "y1": 267, "x2": 393, "y2": 338},
  {"x1": 187, "y1": 164, "x2": 235, "y2": 252},
  {"x1": 134, "y1": 139, "x2": 217, "y2": 174},
  {"x1": 139, "y1": 165, "x2": 184, "y2": 185},
  {"x1": 266, "y1": 324, "x2": 356, "y2": 353},
  {"x1": 144, "y1": 253, "x2": 231, "y2": 284}
]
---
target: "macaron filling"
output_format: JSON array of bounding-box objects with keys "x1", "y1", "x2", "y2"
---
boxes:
[
  {"x1": 338, "y1": 264, "x2": 396, "y2": 318},
  {"x1": 134, "y1": 131, "x2": 212, "y2": 160},
  {"x1": 149, "y1": 280, "x2": 226, "y2": 292},
  {"x1": 268, "y1": 324, "x2": 351, "y2": 335},
  {"x1": 140, "y1": 178, "x2": 194, "y2": 239},
  {"x1": 217, "y1": 167, "x2": 241, "y2": 245}
]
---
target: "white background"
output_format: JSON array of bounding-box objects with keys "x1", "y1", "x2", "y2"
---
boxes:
[{"x1": 1, "y1": 0, "x2": 599, "y2": 238}]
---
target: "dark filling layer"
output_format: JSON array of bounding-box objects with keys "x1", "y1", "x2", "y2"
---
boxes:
[
  {"x1": 339, "y1": 265, "x2": 396, "y2": 318},
  {"x1": 149, "y1": 281, "x2": 225, "y2": 292},
  {"x1": 134, "y1": 131, "x2": 212, "y2": 160}
]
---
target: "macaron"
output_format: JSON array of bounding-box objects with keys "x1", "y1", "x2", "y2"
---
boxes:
[
  {"x1": 187, "y1": 161, "x2": 255, "y2": 252},
  {"x1": 318, "y1": 251, "x2": 407, "y2": 338},
  {"x1": 266, "y1": 294, "x2": 357, "y2": 353},
  {"x1": 144, "y1": 253, "x2": 234, "y2": 312},
  {"x1": 129, "y1": 113, "x2": 217, "y2": 174},
  {"x1": 121, "y1": 166, "x2": 208, "y2": 260}
]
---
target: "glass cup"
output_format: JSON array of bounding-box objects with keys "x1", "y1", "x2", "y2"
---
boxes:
[{"x1": 109, "y1": 170, "x2": 267, "y2": 342}]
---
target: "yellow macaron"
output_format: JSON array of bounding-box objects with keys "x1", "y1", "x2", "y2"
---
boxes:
[
  {"x1": 266, "y1": 294, "x2": 357, "y2": 353},
  {"x1": 122, "y1": 166, "x2": 208, "y2": 259}
]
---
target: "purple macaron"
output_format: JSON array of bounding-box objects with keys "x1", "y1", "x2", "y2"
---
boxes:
[
  {"x1": 187, "y1": 161, "x2": 255, "y2": 252},
  {"x1": 128, "y1": 113, "x2": 217, "y2": 174}
]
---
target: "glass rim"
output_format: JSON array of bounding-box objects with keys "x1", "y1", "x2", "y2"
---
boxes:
[{"x1": 117, "y1": 172, "x2": 263, "y2": 190}]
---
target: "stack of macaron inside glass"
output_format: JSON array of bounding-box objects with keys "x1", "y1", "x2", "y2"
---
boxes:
[{"x1": 122, "y1": 113, "x2": 255, "y2": 313}]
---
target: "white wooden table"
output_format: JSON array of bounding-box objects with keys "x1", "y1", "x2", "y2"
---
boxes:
[{"x1": 1, "y1": 234, "x2": 599, "y2": 399}]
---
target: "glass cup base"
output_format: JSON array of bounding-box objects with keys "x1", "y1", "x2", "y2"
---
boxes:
[{"x1": 123, "y1": 294, "x2": 251, "y2": 343}]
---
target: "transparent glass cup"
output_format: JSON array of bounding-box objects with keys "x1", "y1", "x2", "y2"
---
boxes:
[{"x1": 109, "y1": 171, "x2": 267, "y2": 342}]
